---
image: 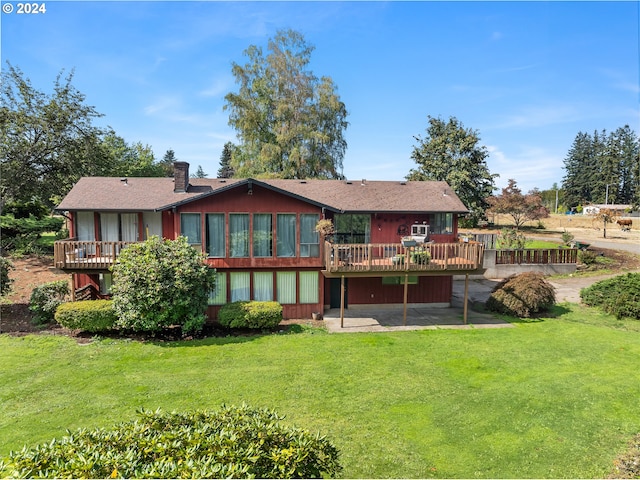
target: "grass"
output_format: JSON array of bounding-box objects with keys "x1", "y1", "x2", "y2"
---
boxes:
[{"x1": 2, "y1": 308, "x2": 640, "y2": 478}]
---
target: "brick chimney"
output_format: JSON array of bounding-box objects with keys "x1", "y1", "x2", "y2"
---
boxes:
[{"x1": 173, "y1": 162, "x2": 189, "y2": 193}]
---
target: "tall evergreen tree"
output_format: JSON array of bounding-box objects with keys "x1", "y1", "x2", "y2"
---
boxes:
[
  {"x1": 407, "y1": 116, "x2": 498, "y2": 224},
  {"x1": 159, "y1": 149, "x2": 177, "y2": 177},
  {"x1": 217, "y1": 142, "x2": 235, "y2": 178},
  {"x1": 563, "y1": 126, "x2": 639, "y2": 209},
  {"x1": 192, "y1": 165, "x2": 208, "y2": 178}
]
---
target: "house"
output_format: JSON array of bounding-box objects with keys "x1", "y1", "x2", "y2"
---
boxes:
[
  {"x1": 54, "y1": 162, "x2": 484, "y2": 323},
  {"x1": 582, "y1": 204, "x2": 632, "y2": 216}
]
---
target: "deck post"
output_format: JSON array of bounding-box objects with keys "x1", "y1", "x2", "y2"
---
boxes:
[
  {"x1": 463, "y1": 273, "x2": 469, "y2": 324},
  {"x1": 71, "y1": 273, "x2": 76, "y2": 301},
  {"x1": 403, "y1": 273, "x2": 409, "y2": 326},
  {"x1": 340, "y1": 275, "x2": 345, "y2": 328}
]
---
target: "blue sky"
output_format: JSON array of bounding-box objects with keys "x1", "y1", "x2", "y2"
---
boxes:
[{"x1": 2, "y1": 1, "x2": 638, "y2": 193}]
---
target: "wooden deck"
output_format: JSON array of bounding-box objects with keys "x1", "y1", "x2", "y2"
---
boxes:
[
  {"x1": 54, "y1": 240, "x2": 134, "y2": 271},
  {"x1": 323, "y1": 241, "x2": 484, "y2": 277}
]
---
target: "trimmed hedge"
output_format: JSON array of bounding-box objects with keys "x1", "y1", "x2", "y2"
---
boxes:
[
  {"x1": 55, "y1": 300, "x2": 118, "y2": 332},
  {"x1": 0, "y1": 405, "x2": 342, "y2": 479},
  {"x1": 218, "y1": 301, "x2": 283, "y2": 329},
  {"x1": 580, "y1": 273, "x2": 640, "y2": 320},
  {"x1": 486, "y1": 272, "x2": 556, "y2": 318}
]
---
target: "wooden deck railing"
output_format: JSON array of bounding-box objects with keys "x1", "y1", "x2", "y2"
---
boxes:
[
  {"x1": 495, "y1": 248, "x2": 578, "y2": 265},
  {"x1": 323, "y1": 241, "x2": 484, "y2": 274},
  {"x1": 54, "y1": 239, "x2": 135, "y2": 271}
]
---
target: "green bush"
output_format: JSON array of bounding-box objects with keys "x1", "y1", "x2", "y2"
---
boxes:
[
  {"x1": 0, "y1": 257, "x2": 14, "y2": 296},
  {"x1": 486, "y1": 272, "x2": 556, "y2": 318},
  {"x1": 55, "y1": 300, "x2": 117, "y2": 332},
  {"x1": 111, "y1": 236, "x2": 215, "y2": 335},
  {"x1": 578, "y1": 249, "x2": 598, "y2": 265},
  {"x1": 218, "y1": 301, "x2": 283, "y2": 329},
  {"x1": 0, "y1": 405, "x2": 342, "y2": 479},
  {"x1": 0, "y1": 214, "x2": 64, "y2": 254},
  {"x1": 496, "y1": 228, "x2": 526, "y2": 250},
  {"x1": 29, "y1": 280, "x2": 70, "y2": 324},
  {"x1": 580, "y1": 273, "x2": 640, "y2": 320},
  {"x1": 410, "y1": 249, "x2": 431, "y2": 265}
]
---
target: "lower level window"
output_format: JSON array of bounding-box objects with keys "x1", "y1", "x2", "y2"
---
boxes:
[
  {"x1": 277, "y1": 272, "x2": 296, "y2": 304},
  {"x1": 253, "y1": 272, "x2": 273, "y2": 301},
  {"x1": 209, "y1": 272, "x2": 227, "y2": 305},
  {"x1": 230, "y1": 272, "x2": 250, "y2": 301},
  {"x1": 299, "y1": 271, "x2": 319, "y2": 304}
]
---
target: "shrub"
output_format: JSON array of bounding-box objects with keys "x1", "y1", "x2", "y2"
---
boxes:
[
  {"x1": 111, "y1": 236, "x2": 215, "y2": 335},
  {"x1": 578, "y1": 249, "x2": 598, "y2": 265},
  {"x1": 55, "y1": 300, "x2": 117, "y2": 332},
  {"x1": 29, "y1": 280, "x2": 70, "y2": 324},
  {"x1": 561, "y1": 229, "x2": 574, "y2": 246},
  {"x1": 410, "y1": 249, "x2": 431, "y2": 265},
  {"x1": 0, "y1": 405, "x2": 342, "y2": 479},
  {"x1": 0, "y1": 257, "x2": 14, "y2": 296},
  {"x1": 580, "y1": 273, "x2": 640, "y2": 320},
  {"x1": 218, "y1": 301, "x2": 283, "y2": 329},
  {"x1": 486, "y1": 272, "x2": 556, "y2": 318},
  {"x1": 496, "y1": 228, "x2": 526, "y2": 250}
]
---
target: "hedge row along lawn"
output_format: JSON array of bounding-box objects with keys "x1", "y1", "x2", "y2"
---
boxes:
[{"x1": 1, "y1": 305, "x2": 639, "y2": 478}]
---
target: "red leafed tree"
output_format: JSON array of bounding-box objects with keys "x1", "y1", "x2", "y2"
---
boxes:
[{"x1": 486, "y1": 179, "x2": 550, "y2": 229}]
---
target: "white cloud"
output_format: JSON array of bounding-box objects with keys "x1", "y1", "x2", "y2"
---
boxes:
[
  {"x1": 492, "y1": 104, "x2": 583, "y2": 129},
  {"x1": 487, "y1": 144, "x2": 564, "y2": 192},
  {"x1": 199, "y1": 76, "x2": 234, "y2": 98}
]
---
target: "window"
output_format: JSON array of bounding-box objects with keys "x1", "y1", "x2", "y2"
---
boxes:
[
  {"x1": 382, "y1": 276, "x2": 418, "y2": 285},
  {"x1": 253, "y1": 214, "x2": 272, "y2": 257},
  {"x1": 99, "y1": 273, "x2": 112, "y2": 295},
  {"x1": 181, "y1": 213, "x2": 202, "y2": 246},
  {"x1": 299, "y1": 271, "x2": 319, "y2": 304},
  {"x1": 300, "y1": 214, "x2": 320, "y2": 257},
  {"x1": 334, "y1": 214, "x2": 370, "y2": 244},
  {"x1": 206, "y1": 214, "x2": 225, "y2": 257},
  {"x1": 431, "y1": 213, "x2": 453, "y2": 234},
  {"x1": 208, "y1": 272, "x2": 227, "y2": 305},
  {"x1": 253, "y1": 272, "x2": 273, "y2": 301},
  {"x1": 230, "y1": 272, "x2": 250, "y2": 301},
  {"x1": 276, "y1": 214, "x2": 296, "y2": 257},
  {"x1": 277, "y1": 272, "x2": 296, "y2": 304},
  {"x1": 230, "y1": 214, "x2": 249, "y2": 257}
]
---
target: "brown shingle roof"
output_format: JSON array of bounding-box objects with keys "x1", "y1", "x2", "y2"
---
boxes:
[{"x1": 56, "y1": 177, "x2": 468, "y2": 214}]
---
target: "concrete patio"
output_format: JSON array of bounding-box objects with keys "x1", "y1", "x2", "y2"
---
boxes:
[{"x1": 323, "y1": 277, "x2": 511, "y2": 333}]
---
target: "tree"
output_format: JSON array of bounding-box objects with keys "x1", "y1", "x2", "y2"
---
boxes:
[
  {"x1": 562, "y1": 126, "x2": 640, "y2": 209},
  {"x1": 1, "y1": 63, "x2": 111, "y2": 210},
  {"x1": 217, "y1": 141, "x2": 236, "y2": 178},
  {"x1": 486, "y1": 179, "x2": 550, "y2": 229},
  {"x1": 224, "y1": 29, "x2": 348, "y2": 179},
  {"x1": 110, "y1": 236, "x2": 215, "y2": 335},
  {"x1": 158, "y1": 149, "x2": 177, "y2": 177},
  {"x1": 101, "y1": 132, "x2": 164, "y2": 177},
  {"x1": 192, "y1": 165, "x2": 208, "y2": 178},
  {"x1": 407, "y1": 116, "x2": 498, "y2": 225},
  {"x1": 590, "y1": 207, "x2": 620, "y2": 239}
]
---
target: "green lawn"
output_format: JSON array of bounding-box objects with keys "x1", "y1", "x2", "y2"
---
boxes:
[{"x1": 1, "y1": 307, "x2": 639, "y2": 478}]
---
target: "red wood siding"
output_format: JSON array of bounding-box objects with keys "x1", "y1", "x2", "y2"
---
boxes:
[{"x1": 325, "y1": 275, "x2": 453, "y2": 305}]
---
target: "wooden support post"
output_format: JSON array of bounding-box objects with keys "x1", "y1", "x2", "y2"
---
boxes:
[
  {"x1": 403, "y1": 273, "x2": 409, "y2": 326},
  {"x1": 463, "y1": 273, "x2": 469, "y2": 325},
  {"x1": 340, "y1": 275, "x2": 345, "y2": 329},
  {"x1": 71, "y1": 273, "x2": 76, "y2": 301}
]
